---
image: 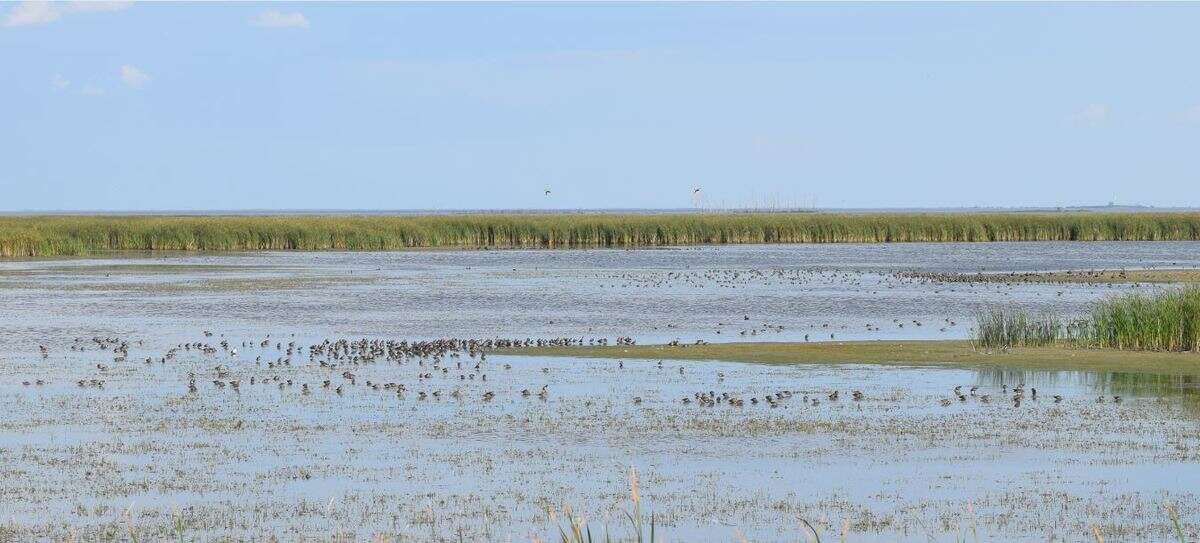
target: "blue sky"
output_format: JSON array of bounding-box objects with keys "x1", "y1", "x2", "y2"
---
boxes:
[{"x1": 2, "y1": 2, "x2": 1199, "y2": 211}]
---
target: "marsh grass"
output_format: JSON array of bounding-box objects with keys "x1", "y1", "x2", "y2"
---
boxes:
[
  {"x1": 973, "y1": 307, "x2": 1069, "y2": 348},
  {"x1": 1086, "y1": 286, "x2": 1200, "y2": 351},
  {"x1": 976, "y1": 286, "x2": 1200, "y2": 352},
  {"x1": 3, "y1": 212, "x2": 1200, "y2": 256}
]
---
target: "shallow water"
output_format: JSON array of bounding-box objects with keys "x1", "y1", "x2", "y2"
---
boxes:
[
  {"x1": 0, "y1": 243, "x2": 1197, "y2": 541},
  {"x1": 3, "y1": 242, "x2": 1198, "y2": 346}
]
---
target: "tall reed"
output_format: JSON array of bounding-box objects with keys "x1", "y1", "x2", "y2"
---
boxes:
[
  {"x1": 2, "y1": 211, "x2": 1200, "y2": 257},
  {"x1": 1084, "y1": 286, "x2": 1200, "y2": 352},
  {"x1": 973, "y1": 307, "x2": 1068, "y2": 348},
  {"x1": 976, "y1": 286, "x2": 1200, "y2": 352}
]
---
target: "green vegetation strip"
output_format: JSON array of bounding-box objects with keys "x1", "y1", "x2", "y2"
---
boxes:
[
  {"x1": 4, "y1": 211, "x2": 1200, "y2": 256},
  {"x1": 498, "y1": 340, "x2": 1200, "y2": 375}
]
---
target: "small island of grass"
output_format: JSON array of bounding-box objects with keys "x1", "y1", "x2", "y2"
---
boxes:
[
  {"x1": 498, "y1": 340, "x2": 1200, "y2": 375},
  {"x1": 503, "y1": 286, "x2": 1200, "y2": 375}
]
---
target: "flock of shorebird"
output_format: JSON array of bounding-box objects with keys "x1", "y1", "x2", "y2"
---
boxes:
[
  {"x1": 588, "y1": 268, "x2": 994, "y2": 339},
  {"x1": 933, "y1": 383, "x2": 1122, "y2": 408},
  {"x1": 898, "y1": 268, "x2": 1162, "y2": 286},
  {"x1": 19, "y1": 332, "x2": 1125, "y2": 410},
  {"x1": 26, "y1": 334, "x2": 634, "y2": 404},
  {"x1": 679, "y1": 388, "x2": 866, "y2": 408},
  {"x1": 674, "y1": 382, "x2": 1122, "y2": 410},
  {"x1": 595, "y1": 266, "x2": 1143, "y2": 293}
]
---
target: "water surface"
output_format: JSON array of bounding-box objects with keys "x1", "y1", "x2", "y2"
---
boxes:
[{"x1": 0, "y1": 243, "x2": 1196, "y2": 541}]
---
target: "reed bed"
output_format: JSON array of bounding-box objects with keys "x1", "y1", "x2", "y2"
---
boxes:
[
  {"x1": 2, "y1": 211, "x2": 1200, "y2": 256},
  {"x1": 1086, "y1": 286, "x2": 1200, "y2": 352},
  {"x1": 973, "y1": 307, "x2": 1070, "y2": 348},
  {"x1": 976, "y1": 286, "x2": 1200, "y2": 352}
]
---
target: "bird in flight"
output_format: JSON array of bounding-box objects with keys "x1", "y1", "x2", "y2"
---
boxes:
[
  {"x1": 693, "y1": 187, "x2": 702, "y2": 193},
  {"x1": 544, "y1": 188, "x2": 552, "y2": 196}
]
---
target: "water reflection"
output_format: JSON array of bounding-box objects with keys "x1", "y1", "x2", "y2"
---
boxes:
[{"x1": 975, "y1": 368, "x2": 1200, "y2": 398}]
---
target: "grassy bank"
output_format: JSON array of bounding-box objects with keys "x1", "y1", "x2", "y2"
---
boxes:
[
  {"x1": 3, "y1": 212, "x2": 1200, "y2": 256},
  {"x1": 497, "y1": 340, "x2": 1200, "y2": 375}
]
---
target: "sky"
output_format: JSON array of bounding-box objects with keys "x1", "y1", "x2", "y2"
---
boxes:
[{"x1": 2, "y1": 2, "x2": 1200, "y2": 211}]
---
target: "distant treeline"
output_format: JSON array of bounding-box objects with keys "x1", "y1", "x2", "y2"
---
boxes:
[{"x1": 2, "y1": 212, "x2": 1200, "y2": 257}]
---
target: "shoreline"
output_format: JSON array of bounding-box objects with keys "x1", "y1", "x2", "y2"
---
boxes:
[{"x1": 497, "y1": 340, "x2": 1200, "y2": 375}]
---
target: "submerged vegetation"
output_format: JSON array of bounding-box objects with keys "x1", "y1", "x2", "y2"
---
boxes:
[
  {"x1": 975, "y1": 286, "x2": 1200, "y2": 352},
  {"x1": 3, "y1": 211, "x2": 1200, "y2": 256}
]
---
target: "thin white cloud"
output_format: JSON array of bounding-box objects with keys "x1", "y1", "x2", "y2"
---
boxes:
[
  {"x1": 65, "y1": 1, "x2": 131, "y2": 14},
  {"x1": 80, "y1": 84, "x2": 105, "y2": 96},
  {"x1": 120, "y1": 64, "x2": 150, "y2": 88},
  {"x1": 1183, "y1": 104, "x2": 1200, "y2": 124},
  {"x1": 4, "y1": 1, "x2": 56, "y2": 26},
  {"x1": 52, "y1": 73, "x2": 70, "y2": 90},
  {"x1": 250, "y1": 10, "x2": 309, "y2": 29},
  {"x1": 1071, "y1": 103, "x2": 1110, "y2": 126},
  {"x1": 2, "y1": 1, "x2": 131, "y2": 28}
]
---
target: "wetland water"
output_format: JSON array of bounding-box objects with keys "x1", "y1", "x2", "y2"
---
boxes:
[{"x1": 1, "y1": 242, "x2": 1198, "y2": 541}]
